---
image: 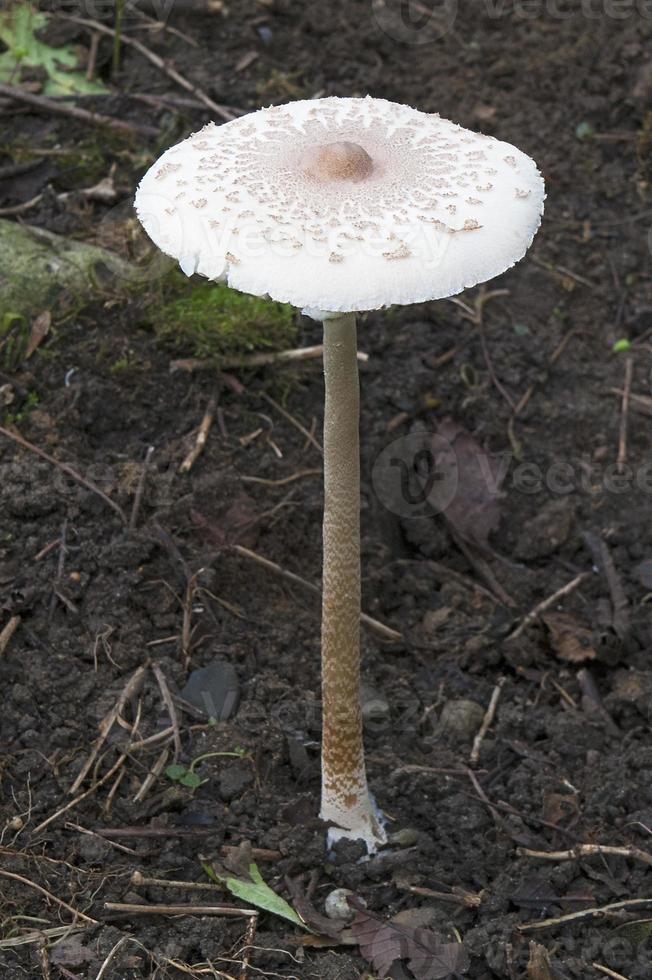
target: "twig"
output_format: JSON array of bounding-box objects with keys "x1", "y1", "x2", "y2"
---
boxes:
[
  {"x1": 151, "y1": 663, "x2": 182, "y2": 761},
  {"x1": 32, "y1": 753, "x2": 128, "y2": 835},
  {"x1": 130, "y1": 446, "x2": 155, "y2": 530},
  {"x1": 0, "y1": 425, "x2": 126, "y2": 524},
  {"x1": 470, "y1": 678, "x2": 505, "y2": 766},
  {"x1": 221, "y1": 345, "x2": 369, "y2": 369},
  {"x1": 507, "y1": 572, "x2": 590, "y2": 641},
  {"x1": 239, "y1": 468, "x2": 321, "y2": 487},
  {"x1": 69, "y1": 664, "x2": 147, "y2": 794},
  {"x1": 593, "y1": 965, "x2": 631, "y2": 980},
  {"x1": 239, "y1": 913, "x2": 259, "y2": 980},
  {"x1": 0, "y1": 193, "x2": 43, "y2": 217},
  {"x1": 0, "y1": 82, "x2": 157, "y2": 137},
  {"x1": 0, "y1": 869, "x2": 97, "y2": 924},
  {"x1": 259, "y1": 392, "x2": 322, "y2": 455},
  {"x1": 517, "y1": 843, "x2": 652, "y2": 868},
  {"x1": 0, "y1": 924, "x2": 87, "y2": 950},
  {"x1": 518, "y1": 897, "x2": 652, "y2": 933},
  {"x1": 582, "y1": 531, "x2": 629, "y2": 640},
  {"x1": 133, "y1": 746, "x2": 170, "y2": 803},
  {"x1": 232, "y1": 544, "x2": 402, "y2": 642},
  {"x1": 450, "y1": 529, "x2": 515, "y2": 607},
  {"x1": 64, "y1": 822, "x2": 137, "y2": 855},
  {"x1": 131, "y1": 872, "x2": 225, "y2": 892},
  {"x1": 0, "y1": 615, "x2": 21, "y2": 656},
  {"x1": 85, "y1": 31, "x2": 101, "y2": 81},
  {"x1": 95, "y1": 829, "x2": 281, "y2": 860},
  {"x1": 180, "y1": 397, "x2": 217, "y2": 473},
  {"x1": 397, "y1": 882, "x2": 483, "y2": 908},
  {"x1": 617, "y1": 356, "x2": 633, "y2": 473},
  {"x1": 104, "y1": 902, "x2": 258, "y2": 917},
  {"x1": 57, "y1": 14, "x2": 236, "y2": 121}
]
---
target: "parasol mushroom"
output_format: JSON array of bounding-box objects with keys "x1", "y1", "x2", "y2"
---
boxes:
[{"x1": 135, "y1": 96, "x2": 545, "y2": 852}]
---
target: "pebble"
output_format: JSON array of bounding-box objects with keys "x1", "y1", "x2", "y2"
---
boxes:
[
  {"x1": 437, "y1": 699, "x2": 485, "y2": 740},
  {"x1": 219, "y1": 767, "x2": 253, "y2": 801},
  {"x1": 324, "y1": 888, "x2": 360, "y2": 921}
]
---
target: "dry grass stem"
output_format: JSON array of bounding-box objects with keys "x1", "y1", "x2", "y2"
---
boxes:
[
  {"x1": 0, "y1": 615, "x2": 21, "y2": 656},
  {"x1": 470, "y1": 678, "x2": 505, "y2": 765},
  {"x1": 0, "y1": 869, "x2": 97, "y2": 924},
  {"x1": 507, "y1": 572, "x2": 590, "y2": 640},
  {"x1": 180, "y1": 397, "x2": 217, "y2": 473},
  {"x1": 232, "y1": 544, "x2": 402, "y2": 641}
]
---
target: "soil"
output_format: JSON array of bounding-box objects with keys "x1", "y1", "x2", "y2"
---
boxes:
[{"x1": 2, "y1": 2, "x2": 652, "y2": 979}]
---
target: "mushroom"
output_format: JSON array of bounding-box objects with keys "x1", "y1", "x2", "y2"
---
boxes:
[{"x1": 135, "y1": 96, "x2": 545, "y2": 853}]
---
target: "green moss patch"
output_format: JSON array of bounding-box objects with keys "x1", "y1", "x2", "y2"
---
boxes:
[{"x1": 153, "y1": 277, "x2": 297, "y2": 365}]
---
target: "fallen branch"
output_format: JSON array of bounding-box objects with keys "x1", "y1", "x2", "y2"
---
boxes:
[{"x1": 0, "y1": 82, "x2": 157, "y2": 136}]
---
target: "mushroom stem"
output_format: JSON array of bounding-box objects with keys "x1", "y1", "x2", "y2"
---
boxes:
[{"x1": 320, "y1": 312, "x2": 386, "y2": 853}]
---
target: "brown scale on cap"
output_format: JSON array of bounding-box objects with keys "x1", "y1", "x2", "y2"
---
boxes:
[{"x1": 301, "y1": 141, "x2": 374, "y2": 183}]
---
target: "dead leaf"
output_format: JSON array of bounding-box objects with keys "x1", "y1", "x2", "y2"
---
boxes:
[
  {"x1": 25, "y1": 310, "x2": 51, "y2": 359},
  {"x1": 526, "y1": 941, "x2": 556, "y2": 980},
  {"x1": 190, "y1": 490, "x2": 259, "y2": 548},
  {"x1": 235, "y1": 50, "x2": 260, "y2": 72},
  {"x1": 285, "y1": 875, "x2": 345, "y2": 940},
  {"x1": 427, "y1": 419, "x2": 506, "y2": 551},
  {"x1": 49, "y1": 936, "x2": 94, "y2": 967},
  {"x1": 542, "y1": 612, "x2": 597, "y2": 662},
  {"x1": 350, "y1": 903, "x2": 469, "y2": 979},
  {"x1": 510, "y1": 877, "x2": 558, "y2": 913},
  {"x1": 542, "y1": 791, "x2": 579, "y2": 827}
]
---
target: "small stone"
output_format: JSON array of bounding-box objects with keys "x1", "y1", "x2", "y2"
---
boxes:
[
  {"x1": 422, "y1": 607, "x2": 451, "y2": 634},
  {"x1": 324, "y1": 888, "x2": 363, "y2": 921},
  {"x1": 437, "y1": 699, "x2": 485, "y2": 740},
  {"x1": 388, "y1": 827, "x2": 420, "y2": 847}
]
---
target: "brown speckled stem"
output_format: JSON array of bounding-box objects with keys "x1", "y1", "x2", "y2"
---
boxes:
[{"x1": 319, "y1": 313, "x2": 385, "y2": 851}]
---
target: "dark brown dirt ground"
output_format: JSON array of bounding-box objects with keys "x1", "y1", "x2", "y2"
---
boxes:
[{"x1": 2, "y1": 1, "x2": 652, "y2": 978}]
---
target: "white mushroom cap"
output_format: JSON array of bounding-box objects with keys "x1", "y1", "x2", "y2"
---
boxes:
[{"x1": 135, "y1": 96, "x2": 545, "y2": 313}]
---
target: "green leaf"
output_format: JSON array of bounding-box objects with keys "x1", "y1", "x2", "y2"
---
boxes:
[
  {"x1": 612, "y1": 338, "x2": 632, "y2": 353},
  {"x1": 179, "y1": 771, "x2": 202, "y2": 789},
  {"x1": 216, "y1": 862, "x2": 309, "y2": 930},
  {"x1": 164, "y1": 763, "x2": 188, "y2": 782},
  {"x1": 0, "y1": 5, "x2": 107, "y2": 96}
]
